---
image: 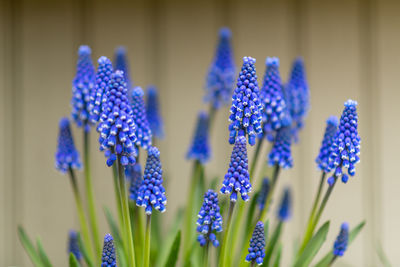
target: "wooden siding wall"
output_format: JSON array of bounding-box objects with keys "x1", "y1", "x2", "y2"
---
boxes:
[{"x1": 1, "y1": 0, "x2": 399, "y2": 266}]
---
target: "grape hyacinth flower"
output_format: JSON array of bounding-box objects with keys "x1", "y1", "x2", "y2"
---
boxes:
[
  {"x1": 55, "y1": 118, "x2": 82, "y2": 173},
  {"x1": 245, "y1": 221, "x2": 266, "y2": 265},
  {"x1": 315, "y1": 116, "x2": 339, "y2": 173},
  {"x1": 260, "y1": 57, "x2": 291, "y2": 141},
  {"x1": 268, "y1": 126, "x2": 293, "y2": 169},
  {"x1": 257, "y1": 178, "x2": 270, "y2": 212},
  {"x1": 333, "y1": 223, "x2": 349, "y2": 257},
  {"x1": 205, "y1": 27, "x2": 236, "y2": 109},
  {"x1": 89, "y1": 56, "x2": 113, "y2": 124},
  {"x1": 228, "y1": 57, "x2": 263, "y2": 146},
  {"x1": 101, "y1": 234, "x2": 117, "y2": 267},
  {"x1": 196, "y1": 190, "x2": 223, "y2": 247},
  {"x1": 146, "y1": 86, "x2": 164, "y2": 139},
  {"x1": 98, "y1": 70, "x2": 137, "y2": 167},
  {"x1": 186, "y1": 111, "x2": 211, "y2": 164},
  {"x1": 68, "y1": 230, "x2": 81, "y2": 261},
  {"x1": 71, "y1": 45, "x2": 96, "y2": 131},
  {"x1": 327, "y1": 100, "x2": 361, "y2": 185},
  {"x1": 114, "y1": 46, "x2": 132, "y2": 89},
  {"x1": 136, "y1": 147, "x2": 167, "y2": 214},
  {"x1": 125, "y1": 163, "x2": 142, "y2": 202},
  {"x1": 220, "y1": 136, "x2": 252, "y2": 202},
  {"x1": 130, "y1": 86, "x2": 152, "y2": 149},
  {"x1": 277, "y1": 188, "x2": 291, "y2": 221}
]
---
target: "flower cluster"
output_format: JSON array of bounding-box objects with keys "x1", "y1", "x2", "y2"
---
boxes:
[
  {"x1": 68, "y1": 230, "x2": 81, "y2": 261},
  {"x1": 114, "y1": 46, "x2": 132, "y2": 89},
  {"x1": 146, "y1": 86, "x2": 164, "y2": 139},
  {"x1": 136, "y1": 147, "x2": 167, "y2": 214},
  {"x1": 196, "y1": 190, "x2": 223, "y2": 247},
  {"x1": 71, "y1": 45, "x2": 96, "y2": 131},
  {"x1": 125, "y1": 163, "x2": 143, "y2": 202},
  {"x1": 98, "y1": 70, "x2": 137, "y2": 167},
  {"x1": 220, "y1": 136, "x2": 252, "y2": 202},
  {"x1": 186, "y1": 111, "x2": 211, "y2": 164},
  {"x1": 257, "y1": 178, "x2": 270, "y2": 212},
  {"x1": 246, "y1": 221, "x2": 266, "y2": 265},
  {"x1": 277, "y1": 188, "x2": 291, "y2": 221},
  {"x1": 228, "y1": 57, "x2": 263, "y2": 146},
  {"x1": 315, "y1": 116, "x2": 339, "y2": 173},
  {"x1": 55, "y1": 118, "x2": 82, "y2": 173},
  {"x1": 268, "y1": 126, "x2": 293, "y2": 169},
  {"x1": 101, "y1": 234, "x2": 116, "y2": 267},
  {"x1": 333, "y1": 223, "x2": 349, "y2": 256},
  {"x1": 327, "y1": 100, "x2": 361, "y2": 185},
  {"x1": 130, "y1": 87, "x2": 152, "y2": 149},
  {"x1": 205, "y1": 27, "x2": 236, "y2": 109}
]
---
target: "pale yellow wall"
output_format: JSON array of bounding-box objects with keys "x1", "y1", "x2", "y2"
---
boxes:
[{"x1": 1, "y1": 0, "x2": 399, "y2": 266}]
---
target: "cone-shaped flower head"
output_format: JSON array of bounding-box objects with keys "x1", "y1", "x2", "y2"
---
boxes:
[
  {"x1": 136, "y1": 147, "x2": 167, "y2": 214},
  {"x1": 260, "y1": 57, "x2": 291, "y2": 141},
  {"x1": 333, "y1": 222, "x2": 349, "y2": 256},
  {"x1": 316, "y1": 116, "x2": 339, "y2": 173},
  {"x1": 114, "y1": 46, "x2": 132, "y2": 89},
  {"x1": 277, "y1": 188, "x2": 291, "y2": 221},
  {"x1": 55, "y1": 118, "x2": 82, "y2": 173},
  {"x1": 146, "y1": 86, "x2": 165, "y2": 139},
  {"x1": 68, "y1": 230, "x2": 81, "y2": 261},
  {"x1": 268, "y1": 126, "x2": 293, "y2": 169},
  {"x1": 101, "y1": 234, "x2": 116, "y2": 267},
  {"x1": 220, "y1": 136, "x2": 252, "y2": 202},
  {"x1": 186, "y1": 111, "x2": 211, "y2": 164},
  {"x1": 98, "y1": 70, "x2": 137, "y2": 167},
  {"x1": 89, "y1": 56, "x2": 113, "y2": 124},
  {"x1": 71, "y1": 45, "x2": 96, "y2": 131},
  {"x1": 125, "y1": 163, "x2": 143, "y2": 202},
  {"x1": 205, "y1": 27, "x2": 236, "y2": 109},
  {"x1": 229, "y1": 57, "x2": 263, "y2": 146},
  {"x1": 327, "y1": 100, "x2": 361, "y2": 185},
  {"x1": 130, "y1": 86, "x2": 152, "y2": 149},
  {"x1": 245, "y1": 221, "x2": 266, "y2": 265},
  {"x1": 196, "y1": 189, "x2": 223, "y2": 247},
  {"x1": 257, "y1": 178, "x2": 270, "y2": 212}
]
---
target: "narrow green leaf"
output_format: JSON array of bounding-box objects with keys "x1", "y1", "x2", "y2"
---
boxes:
[
  {"x1": 244, "y1": 192, "x2": 260, "y2": 239},
  {"x1": 294, "y1": 221, "x2": 330, "y2": 267},
  {"x1": 163, "y1": 230, "x2": 181, "y2": 267},
  {"x1": 69, "y1": 253, "x2": 80, "y2": 267},
  {"x1": 104, "y1": 206, "x2": 122, "y2": 244},
  {"x1": 376, "y1": 242, "x2": 392, "y2": 267},
  {"x1": 17, "y1": 226, "x2": 43, "y2": 267},
  {"x1": 314, "y1": 221, "x2": 365, "y2": 267},
  {"x1": 36, "y1": 237, "x2": 53, "y2": 267},
  {"x1": 263, "y1": 222, "x2": 283, "y2": 266},
  {"x1": 77, "y1": 233, "x2": 94, "y2": 267},
  {"x1": 272, "y1": 244, "x2": 282, "y2": 267}
]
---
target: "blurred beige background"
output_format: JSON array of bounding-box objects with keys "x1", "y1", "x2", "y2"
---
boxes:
[{"x1": 1, "y1": 0, "x2": 399, "y2": 266}]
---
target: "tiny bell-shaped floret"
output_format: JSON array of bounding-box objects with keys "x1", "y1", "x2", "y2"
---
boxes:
[
  {"x1": 186, "y1": 111, "x2": 211, "y2": 164},
  {"x1": 245, "y1": 221, "x2": 266, "y2": 265},
  {"x1": 101, "y1": 234, "x2": 117, "y2": 267}
]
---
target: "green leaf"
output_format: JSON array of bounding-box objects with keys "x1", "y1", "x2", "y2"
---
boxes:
[
  {"x1": 314, "y1": 221, "x2": 365, "y2": 267},
  {"x1": 17, "y1": 226, "x2": 43, "y2": 267},
  {"x1": 376, "y1": 242, "x2": 392, "y2": 267},
  {"x1": 77, "y1": 233, "x2": 94, "y2": 267},
  {"x1": 263, "y1": 222, "x2": 283, "y2": 266},
  {"x1": 272, "y1": 244, "x2": 282, "y2": 267},
  {"x1": 36, "y1": 237, "x2": 52, "y2": 267},
  {"x1": 294, "y1": 221, "x2": 330, "y2": 267},
  {"x1": 69, "y1": 253, "x2": 80, "y2": 267},
  {"x1": 104, "y1": 206, "x2": 122, "y2": 244},
  {"x1": 163, "y1": 230, "x2": 181, "y2": 267}
]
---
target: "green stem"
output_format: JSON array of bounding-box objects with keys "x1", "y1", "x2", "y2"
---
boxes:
[
  {"x1": 264, "y1": 221, "x2": 283, "y2": 265},
  {"x1": 260, "y1": 165, "x2": 280, "y2": 223},
  {"x1": 203, "y1": 241, "x2": 210, "y2": 267},
  {"x1": 329, "y1": 255, "x2": 338, "y2": 266},
  {"x1": 68, "y1": 168, "x2": 95, "y2": 262},
  {"x1": 143, "y1": 214, "x2": 151, "y2": 267},
  {"x1": 208, "y1": 105, "x2": 217, "y2": 132},
  {"x1": 83, "y1": 130, "x2": 101, "y2": 261},
  {"x1": 249, "y1": 137, "x2": 264, "y2": 179},
  {"x1": 219, "y1": 201, "x2": 236, "y2": 267},
  {"x1": 112, "y1": 164, "x2": 124, "y2": 235}
]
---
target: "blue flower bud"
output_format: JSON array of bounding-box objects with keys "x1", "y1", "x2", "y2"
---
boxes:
[
  {"x1": 67, "y1": 230, "x2": 81, "y2": 261},
  {"x1": 187, "y1": 112, "x2": 211, "y2": 164},
  {"x1": 114, "y1": 46, "x2": 132, "y2": 89},
  {"x1": 268, "y1": 126, "x2": 293, "y2": 169},
  {"x1": 257, "y1": 178, "x2": 270, "y2": 212},
  {"x1": 101, "y1": 234, "x2": 116, "y2": 267},
  {"x1": 245, "y1": 221, "x2": 266, "y2": 265},
  {"x1": 277, "y1": 188, "x2": 291, "y2": 221},
  {"x1": 333, "y1": 222, "x2": 349, "y2": 256},
  {"x1": 146, "y1": 86, "x2": 165, "y2": 139},
  {"x1": 125, "y1": 163, "x2": 143, "y2": 202},
  {"x1": 316, "y1": 116, "x2": 339, "y2": 173},
  {"x1": 130, "y1": 87, "x2": 152, "y2": 149},
  {"x1": 55, "y1": 118, "x2": 81, "y2": 173}
]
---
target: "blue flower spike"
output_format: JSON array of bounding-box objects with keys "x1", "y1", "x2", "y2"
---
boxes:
[
  {"x1": 327, "y1": 100, "x2": 361, "y2": 186},
  {"x1": 186, "y1": 111, "x2": 211, "y2": 164},
  {"x1": 55, "y1": 118, "x2": 82, "y2": 173},
  {"x1": 101, "y1": 234, "x2": 117, "y2": 267},
  {"x1": 205, "y1": 27, "x2": 236, "y2": 109},
  {"x1": 220, "y1": 135, "x2": 252, "y2": 202},
  {"x1": 260, "y1": 57, "x2": 291, "y2": 141},
  {"x1": 71, "y1": 45, "x2": 96, "y2": 132},
  {"x1": 146, "y1": 86, "x2": 165, "y2": 139},
  {"x1": 130, "y1": 86, "x2": 152, "y2": 149},
  {"x1": 245, "y1": 221, "x2": 266, "y2": 265},
  {"x1": 125, "y1": 163, "x2": 143, "y2": 202},
  {"x1": 333, "y1": 222, "x2": 349, "y2": 257},
  {"x1": 136, "y1": 147, "x2": 167, "y2": 214},
  {"x1": 97, "y1": 70, "x2": 137, "y2": 167},
  {"x1": 316, "y1": 116, "x2": 339, "y2": 173},
  {"x1": 89, "y1": 56, "x2": 113, "y2": 124},
  {"x1": 68, "y1": 230, "x2": 81, "y2": 261},
  {"x1": 229, "y1": 57, "x2": 263, "y2": 146},
  {"x1": 114, "y1": 46, "x2": 132, "y2": 89},
  {"x1": 257, "y1": 178, "x2": 270, "y2": 212},
  {"x1": 196, "y1": 190, "x2": 223, "y2": 247},
  {"x1": 277, "y1": 188, "x2": 291, "y2": 221},
  {"x1": 268, "y1": 126, "x2": 293, "y2": 169}
]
